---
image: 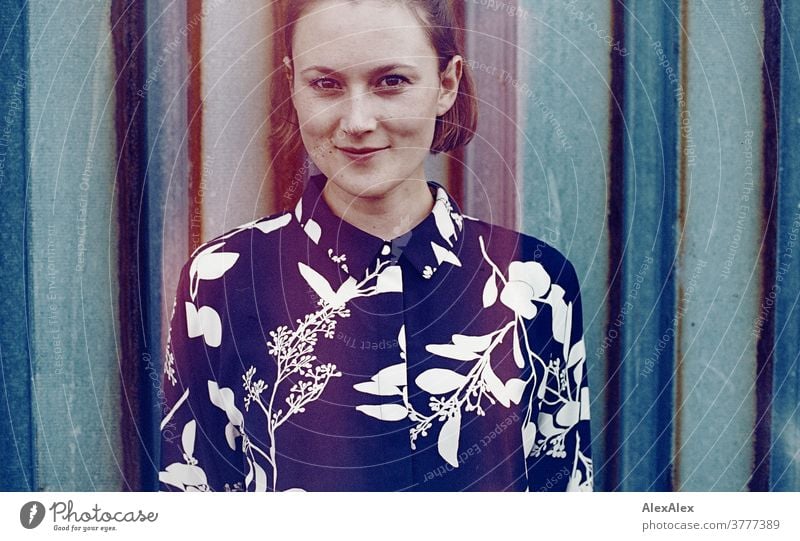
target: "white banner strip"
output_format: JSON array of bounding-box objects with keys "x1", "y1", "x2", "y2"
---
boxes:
[{"x1": 1, "y1": 492, "x2": 798, "y2": 540}]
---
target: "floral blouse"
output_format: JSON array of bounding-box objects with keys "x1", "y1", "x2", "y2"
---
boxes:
[{"x1": 159, "y1": 173, "x2": 592, "y2": 492}]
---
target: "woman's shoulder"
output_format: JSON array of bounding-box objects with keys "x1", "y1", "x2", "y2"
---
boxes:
[
  {"x1": 464, "y1": 215, "x2": 581, "y2": 296},
  {"x1": 192, "y1": 210, "x2": 292, "y2": 257},
  {"x1": 177, "y1": 209, "x2": 295, "y2": 279}
]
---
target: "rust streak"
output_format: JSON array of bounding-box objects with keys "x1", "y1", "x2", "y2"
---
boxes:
[
  {"x1": 187, "y1": 0, "x2": 204, "y2": 254},
  {"x1": 673, "y1": 0, "x2": 690, "y2": 491}
]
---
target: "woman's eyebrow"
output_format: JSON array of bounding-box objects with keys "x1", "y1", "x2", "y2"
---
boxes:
[{"x1": 300, "y1": 63, "x2": 418, "y2": 77}]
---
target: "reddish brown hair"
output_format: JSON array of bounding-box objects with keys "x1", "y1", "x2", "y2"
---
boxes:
[{"x1": 270, "y1": 0, "x2": 478, "y2": 155}]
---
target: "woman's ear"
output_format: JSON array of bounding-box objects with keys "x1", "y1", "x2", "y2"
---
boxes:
[{"x1": 437, "y1": 55, "x2": 463, "y2": 116}]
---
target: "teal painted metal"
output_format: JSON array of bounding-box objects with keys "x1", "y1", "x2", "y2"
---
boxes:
[
  {"x1": 677, "y1": 0, "x2": 763, "y2": 490},
  {"x1": 26, "y1": 0, "x2": 121, "y2": 490},
  {"x1": 771, "y1": 0, "x2": 800, "y2": 492},
  {"x1": 0, "y1": 0, "x2": 33, "y2": 491},
  {"x1": 516, "y1": 0, "x2": 612, "y2": 490},
  {"x1": 617, "y1": 0, "x2": 679, "y2": 491}
]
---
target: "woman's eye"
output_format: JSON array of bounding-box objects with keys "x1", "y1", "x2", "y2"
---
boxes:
[
  {"x1": 377, "y1": 75, "x2": 410, "y2": 89},
  {"x1": 311, "y1": 78, "x2": 340, "y2": 91}
]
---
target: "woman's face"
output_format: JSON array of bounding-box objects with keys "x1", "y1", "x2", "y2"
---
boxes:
[{"x1": 287, "y1": 0, "x2": 461, "y2": 200}]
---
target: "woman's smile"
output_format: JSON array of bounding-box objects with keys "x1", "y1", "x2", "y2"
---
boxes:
[{"x1": 337, "y1": 146, "x2": 390, "y2": 161}]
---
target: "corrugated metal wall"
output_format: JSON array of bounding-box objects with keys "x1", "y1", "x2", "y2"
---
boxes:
[{"x1": 0, "y1": 0, "x2": 797, "y2": 492}]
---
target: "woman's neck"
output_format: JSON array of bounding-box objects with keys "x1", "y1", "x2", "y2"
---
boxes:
[{"x1": 322, "y1": 177, "x2": 435, "y2": 241}]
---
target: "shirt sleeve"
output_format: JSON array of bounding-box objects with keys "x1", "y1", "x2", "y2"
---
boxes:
[
  {"x1": 525, "y1": 259, "x2": 593, "y2": 492},
  {"x1": 159, "y1": 256, "x2": 246, "y2": 492}
]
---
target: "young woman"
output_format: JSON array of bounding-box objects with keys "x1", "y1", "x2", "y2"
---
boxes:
[{"x1": 159, "y1": 0, "x2": 592, "y2": 492}]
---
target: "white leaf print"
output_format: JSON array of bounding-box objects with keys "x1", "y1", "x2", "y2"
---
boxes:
[
  {"x1": 185, "y1": 302, "x2": 222, "y2": 347},
  {"x1": 303, "y1": 218, "x2": 322, "y2": 244},
  {"x1": 254, "y1": 461, "x2": 268, "y2": 492},
  {"x1": 207, "y1": 380, "x2": 244, "y2": 426},
  {"x1": 505, "y1": 378, "x2": 526, "y2": 405},
  {"x1": 398, "y1": 325, "x2": 406, "y2": 360},
  {"x1": 508, "y1": 260, "x2": 551, "y2": 298},
  {"x1": 375, "y1": 264, "x2": 402, "y2": 294},
  {"x1": 567, "y1": 468, "x2": 591, "y2": 492},
  {"x1": 224, "y1": 423, "x2": 240, "y2": 451},
  {"x1": 426, "y1": 332, "x2": 494, "y2": 361},
  {"x1": 537, "y1": 412, "x2": 560, "y2": 439},
  {"x1": 416, "y1": 368, "x2": 467, "y2": 395},
  {"x1": 426, "y1": 343, "x2": 480, "y2": 362},
  {"x1": 580, "y1": 387, "x2": 591, "y2": 421},
  {"x1": 353, "y1": 363, "x2": 406, "y2": 396},
  {"x1": 161, "y1": 388, "x2": 189, "y2": 430},
  {"x1": 452, "y1": 333, "x2": 493, "y2": 353},
  {"x1": 376, "y1": 363, "x2": 407, "y2": 388},
  {"x1": 432, "y1": 195, "x2": 457, "y2": 246},
  {"x1": 522, "y1": 421, "x2": 537, "y2": 456},
  {"x1": 192, "y1": 241, "x2": 225, "y2": 260},
  {"x1": 537, "y1": 376, "x2": 548, "y2": 400},
  {"x1": 546, "y1": 284, "x2": 569, "y2": 344},
  {"x1": 353, "y1": 382, "x2": 387, "y2": 396},
  {"x1": 356, "y1": 403, "x2": 409, "y2": 421},
  {"x1": 430, "y1": 241, "x2": 462, "y2": 267},
  {"x1": 500, "y1": 281, "x2": 538, "y2": 319},
  {"x1": 556, "y1": 401, "x2": 579, "y2": 431},
  {"x1": 245, "y1": 458, "x2": 254, "y2": 488},
  {"x1": 483, "y1": 363, "x2": 525, "y2": 408},
  {"x1": 438, "y1": 411, "x2": 462, "y2": 467},
  {"x1": 294, "y1": 198, "x2": 302, "y2": 221},
  {"x1": 568, "y1": 338, "x2": 585, "y2": 368},
  {"x1": 483, "y1": 363, "x2": 510, "y2": 407},
  {"x1": 331, "y1": 276, "x2": 360, "y2": 308},
  {"x1": 160, "y1": 463, "x2": 208, "y2": 491},
  {"x1": 512, "y1": 324, "x2": 526, "y2": 369},
  {"x1": 482, "y1": 272, "x2": 498, "y2": 307},
  {"x1": 182, "y1": 420, "x2": 197, "y2": 459},
  {"x1": 573, "y1": 359, "x2": 584, "y2": 393},
  {"x1": 285, "y1": 487, "x2": 307, "y2": 492},
  {"x1": 254, "y1": 212, "x2": 291, "y2": 235},
  {"x1": 189, "y1": 242, "x2": 239, "y2": 300},
  {"x1": 298, "y1": 262, "x2": 337, "y2": 306},
  {"x1": 193, "y1": 251, "x2": 239, "y2": 281}
]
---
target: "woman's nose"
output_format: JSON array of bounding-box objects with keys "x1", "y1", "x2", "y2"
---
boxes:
[{"x1": 338, "y1": 91, "x2": 377, "y2": 136}]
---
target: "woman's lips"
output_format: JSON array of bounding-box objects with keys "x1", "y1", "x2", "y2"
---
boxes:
[{"x1": 338, "y1": 147, "x2": 388, "y2": 160}]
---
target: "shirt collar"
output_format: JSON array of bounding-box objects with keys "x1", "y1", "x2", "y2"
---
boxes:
[{"x1": 294, "y1": 173, "x2": 466, "y2": 282}]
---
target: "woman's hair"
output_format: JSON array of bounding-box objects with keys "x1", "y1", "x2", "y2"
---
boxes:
[{"x1": 270, "y1": 0, "x2": 478, "y2": 155}]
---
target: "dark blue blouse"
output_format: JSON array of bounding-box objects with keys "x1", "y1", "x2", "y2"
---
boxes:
[{"x1": 159, "y1": 173, "x2": 592, "y2": 491}]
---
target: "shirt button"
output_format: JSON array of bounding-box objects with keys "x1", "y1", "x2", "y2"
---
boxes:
[{"x1": 381, "y1": 243, "x2": 391, "y2": 256}]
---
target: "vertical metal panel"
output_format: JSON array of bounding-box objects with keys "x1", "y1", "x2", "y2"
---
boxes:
[
  {"x1": 27, "y1": 0, "x2": 122, "y2": 490},
  {"x1": 771, "y1": 0, "x2": 800, "y2": 492},
  {"x1": 0, "y1": 0, "x2": 33, "y2": 491},
  {"x1": 145, "y1": 0, "x2": 191, "y2": 492},
  {"x1": 617, "y1": 0, "x2": 680, "y2": 491},
  {"x1": 516, "y1": 0, "x2": 612, "y2": 489},
  {"x1": 464, "y1": 0, "x2": 518, "y2": 229},
  {"x1": 677, "y1": 0, "x2": 763, "y2": 490},
  {"x1": 752, "y1": 0, "x2": 781, "y2": 492},
  {"x1": 201, "y1": 0, "x2": 272, "y2": 239},
  {"x1": 605, "y1": 0, "x2": 626, "y2": 491},
  {"x1": 187, "y1": 0, "x2": 204, "y2": 255},
  {"x1": 110, "y1": 0, "x2": 150, "y2": 491}
]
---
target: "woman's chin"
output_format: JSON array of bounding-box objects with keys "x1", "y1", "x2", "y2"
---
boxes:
[{"x1": 326, "y1": 171, "x2": 405, "y2": 200}]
